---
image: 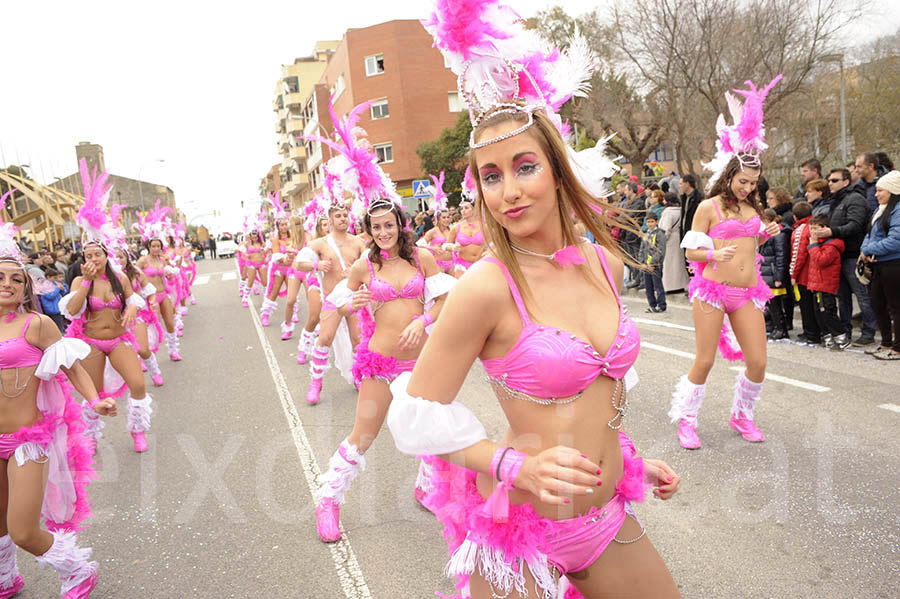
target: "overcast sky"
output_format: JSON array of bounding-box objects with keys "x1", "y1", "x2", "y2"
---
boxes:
[{"x1": 3, "y1": 1, "x2": 898, "y2": 232}]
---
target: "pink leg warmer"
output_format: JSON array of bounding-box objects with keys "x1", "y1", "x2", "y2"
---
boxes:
[
  {"x1": 309, "y1": 345, "x2": 330, "y2": 381},
  {"x1": 34, "y1": 530, "x2": 98, "y2": 596},
  {"x1": 0, "y1": 535, "x2": 22, "y2": 595},
  {"x1": 319, "y1": 439, "x2": 366, "y2": 504}
]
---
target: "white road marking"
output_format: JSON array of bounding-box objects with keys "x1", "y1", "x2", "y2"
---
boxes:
[
  {"x1": 877, "y1": 403, "x2": 900, "y2": 414},
  {"x1": 193, "y1": 275, "x2": 210, "y2": 286},
  {"x1": 622, "y1": 295, "x2": 693, "y2": 311},
  {"x1": 244, "y1": 266, "x2": 373, "y2": 599},
  {"x1": 632, "y1": 317, "x2": 695, "y2": 332},
  {"x1": 640, "y1": 342, "x2": 831, "y2": 392},
  {"x1": 221, "y1": 272, "x2": 237, "y2": 281}
]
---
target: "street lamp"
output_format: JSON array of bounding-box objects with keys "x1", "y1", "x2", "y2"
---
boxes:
[
  {"x1": 820, "y1": 53, "x2": 847, "y2": 164},
  {"x1": 137, "y1": 159, "x2": 165, "y2": 213}
]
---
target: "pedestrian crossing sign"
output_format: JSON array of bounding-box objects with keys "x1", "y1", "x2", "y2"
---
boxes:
[{"x1": 412, "y1": 179, "x2": 432, "y2": 198}]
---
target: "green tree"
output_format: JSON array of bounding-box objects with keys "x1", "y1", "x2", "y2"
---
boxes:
[{"x1": 416, "y1": 112, "x2": 472, "y2": 206}]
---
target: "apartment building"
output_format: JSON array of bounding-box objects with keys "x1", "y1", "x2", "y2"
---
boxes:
[
  {"x1": 273, "y1": 41, "x2": 340, "y2": 212},
  {"x1": 299, "y1": 20, "x2": 464, "y2": 211}
]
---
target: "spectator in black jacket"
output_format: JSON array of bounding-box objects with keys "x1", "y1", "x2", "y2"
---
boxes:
[
  {"x1": 821, "y1": 167, "x2": 877, "y2": 345},
  {"x1": 678, "y1": 175, "x2": 703, "y2": 240},
  {"x1": 760, "y1": 209, "x2": 791, "y2": 339},
  {"x1": 856, "y1": 152, "x2": 881, "y2": 213},
  {"x1": 794, "y1": 158, "x2": 822, "y2": 200},
  {"x1": 621, "y1": 181, "x2": 646, "y2": 288},
  {"x1": 64, "y1": 253, "x2": 84, "y2": 288}
]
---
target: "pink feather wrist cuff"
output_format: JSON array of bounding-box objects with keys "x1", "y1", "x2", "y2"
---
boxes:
[
  {"x1": 81, "y1": 279, "x2": 91, "y2": 288},
  {"x1": 415, "y1": 313, "x2": 434, "y2": 328}
]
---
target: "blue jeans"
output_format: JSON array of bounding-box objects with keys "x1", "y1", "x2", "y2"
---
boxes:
[
  {"x1": 644, "y1": 269, "x2": 666, "y2": 310},
  {"x1": 838, "y1": 258, "x2": 876, "y2": 337}
]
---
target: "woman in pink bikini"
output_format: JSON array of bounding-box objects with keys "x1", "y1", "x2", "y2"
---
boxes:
[
  {"x1": 386, "y1": 4, "x2": 680, "y2": 597},
  {"x1": 671, "y1": 77, "x2": 782, "y2": 450},
  {"x1": 315, "y1": 198, "x2": 454, "y2": 543},
  {"x1": 0, "y1": 203, "x2": 113, "y2": 599},
  {"x1": 115, "y1": 249, "x2": 165, "y2": 388},
  {"x1": 447, "y1": 192, "x2": 485, "y2": 278},
  {"x1": 260, "y1": 193, "x2": 297, "y2": 328},
  {"x1": 289, "y1": 208, "x2": 329, "y2": 360},
  {"x1": 239, "y1": 229, "x2": 268, "y2": 308},
  {"x1": 420, "y1": 172, "x2": 455, "y2": 274}
]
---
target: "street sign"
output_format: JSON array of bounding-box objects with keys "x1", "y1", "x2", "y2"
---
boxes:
[{"x1": 412, "y1": 179, "x2": 432, "y2": 198}]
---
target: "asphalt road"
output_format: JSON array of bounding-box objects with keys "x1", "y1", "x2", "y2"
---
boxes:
[{"x1": 16, "y1": 257, "x2": 900, "y2": 598}]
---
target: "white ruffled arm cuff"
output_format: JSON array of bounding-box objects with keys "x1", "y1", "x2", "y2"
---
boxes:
[
  {"x1": 416, "y1": 238, "x2": 428, "y2": 248},
  {"x1": 58, "y1": 292, "x2": 85, "y2": 320},
  {"x1": 270, "y1": 252, "x2": 285, "y2": 264},
  {"x1": 126, "y1": 294, "x2": 146, "y2": 310},
  {"x1": 35, "y1": 338, "x2": 91, "y2": 380},
  {"x1": 296, "y1": 247, "x2": 318, "y2": 266},
  {"x1": 680, "y1": 231, "x2": 714, "y2": 250},
  {"x1": 387, "y1": 372, "x2": 487, "y2": 455},
  {"x1": 139, "y1": 283, "x2": 158, "y2": 298},
  {"x1": 424, "y1": 273, "x2": 456, "y2": 303},
  {"x1": 441, "y1": 242, "x2": 456, "y2": 251},
  {"x1": 326, "y1": 279, "x2": 354, "y2": 309},
  {"x1": 164, "y1": 265, "x2": 179, "y2": 275}
]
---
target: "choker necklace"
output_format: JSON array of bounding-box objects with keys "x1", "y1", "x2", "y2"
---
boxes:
[
  {"x1": 379, "y1": 250, "x2": 401, "y2": 261},
  {"x1": 0, "y1": 311, "x2": 16, "y2": 323},
  {"x1": 510, "y1": 243, "x2": 587, "y2": 268}
]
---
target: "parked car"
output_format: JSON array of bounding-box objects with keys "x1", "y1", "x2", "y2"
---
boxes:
[{"x1": 217, "y1": 233, "x2": 238, "y2": 258}]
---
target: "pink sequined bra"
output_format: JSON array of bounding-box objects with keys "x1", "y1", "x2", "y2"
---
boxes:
[
  {"x1": 88, "y1": 295, "x2": 122, "y2": 311},
  {"x1": 457, "y1": 229, "x2": 484, "y2": 246},
  {"x1": 366, "y1": 252, "x2": 425, "y2": 303},
  {"x1": 708, "y1": 200, "x2": 763, "y2": 240},
  {"x1": 0, "y1": 314, "x2": 42, "y2": 369},
  {"x1": 481, "y1": 245, "x2": 640, "y2": 403}
]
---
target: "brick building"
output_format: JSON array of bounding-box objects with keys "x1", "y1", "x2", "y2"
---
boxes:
[
  {"x1": 286, "y1": 20, "x2": 464, "y2": 212},
  {"x1": 51, "y1": 142, "x2": 177, "y2": 241}
]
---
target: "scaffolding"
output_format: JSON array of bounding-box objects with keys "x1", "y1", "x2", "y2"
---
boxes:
[{"x1": 0, "y1": 169, "x2": 82, "y2": 250}]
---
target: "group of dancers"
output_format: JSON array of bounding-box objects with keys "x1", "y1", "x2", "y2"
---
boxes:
[
  {"x1": 227, "y1": 1, "x2": 790, "y2": 597},
  {"x1": 0, "y1": 157, "x2": 196, "y2": 597}
]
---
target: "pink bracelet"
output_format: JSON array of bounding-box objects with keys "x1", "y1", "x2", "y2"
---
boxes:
[
  {"x1": 481, "y1": 447, "x2": 527, "y2": 521},
  {"x1": 705, "y1": 249, "x2": 714, "y2": 263},
  {"x1": 416, "y1": 313, "x2": 434, "y2": 328},
  {"x1": 88, "y1": 397, "x2": 101, "y2": 408},
  {"x1": 81, "y1": 279, "x2": 91, "y2": 288}
]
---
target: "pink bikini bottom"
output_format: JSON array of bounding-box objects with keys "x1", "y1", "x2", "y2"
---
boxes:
[
  {"x1": 424, "y1": 433, "x2": 648, "y2": 597},
  {"x1": 351, "y1": 346, "x2": 416, "y2": 386},
  {"x1": 437, "y1": 259, "x2": 454, "y2": 273},
  {"x1": 0, "y1": 431, "x2": 49, "y2": 464},
  {"x1": 453, "y1": 255, "x2": 474, "y2": 273},
  {"x1": 246, "y1": 260, "x2": 266, "y2": 270},
  {"x1": 688, "y1": 271, "x2": 772, "y2": 314},
  {"x1": 84, "y1": 332, "x2": 136, "y2": 355},
  {"x1": 270, "y1": 263, "x2": 291, "y2": 277}
]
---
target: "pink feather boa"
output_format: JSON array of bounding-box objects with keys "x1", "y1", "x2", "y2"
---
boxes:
[
  {"x1": 13, "y1": 376, "x2": 97, "y2": 532},
  {"x1": 423, "y1": 432, "x2": 648, "y2": 597}
]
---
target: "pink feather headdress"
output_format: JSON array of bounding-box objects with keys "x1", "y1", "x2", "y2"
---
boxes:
[
  {"x1": 429, "y1": 172, "x2": 448, "y2": 213},
  {"x1": 303, "y1": 193, "x2": 327, "y2": 235},
  {"x1": 106, "y1": 203, "x2": 129, "y2": 253},
  {"x1": 703, "y1": 75, "x2": 783, "y2": 187},
  {"x1": 302, "y1": 95, "x2": 400, "y2": 217},
  {"x1": 423, "y1": 0, "x2": 597, "y2": 148},
  {"x1": 0, "y1": 191, "x2": 25, "y2": 266},
  {"x1": 267, "y1": 190, "x2": 290, "y2": 222},
  {"x1": 76, "y1": 158, "x2": 114, "y2": 249},
  {"x1": 132, "y1": 199, "x2": 172, "y2": 243},
  {"x1": 460, "y1": 166, "x2": 477, "y2": 204}
]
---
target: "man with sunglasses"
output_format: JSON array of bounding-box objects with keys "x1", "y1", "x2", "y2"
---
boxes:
[{"x1": 818, "y1": 168, "x2": 877, "y2": 346}]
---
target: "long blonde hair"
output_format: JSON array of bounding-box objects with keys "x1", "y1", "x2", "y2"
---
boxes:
[{"x1": 469, "y1": 109, "x2": 639, "y2": 309}]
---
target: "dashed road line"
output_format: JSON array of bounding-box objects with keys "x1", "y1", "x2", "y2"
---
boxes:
[
  {"x1": 244, "y1": 266, "x2": 373, "y2": 599},
  {"x1": 193, "y1": 275, "x2": 210, "y2": 286},
  {"x1": 631, "y1": 317, "x2": 695, "y2": 332},
  {"x1": 221, "y1": 272, "x2": 237, "y2": 281},
  {"x1": 877, "y1": 403, "x2": 900, "y2": 414},
  {"x1": 640, "y1": 342, "x2": 831, "y2": 392}
]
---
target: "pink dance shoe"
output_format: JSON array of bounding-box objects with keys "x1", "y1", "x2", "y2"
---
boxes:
[
  {"x1": 0, "y1": 575, "x2": 24, "y2": 598},
  {"x1": 316, "y1": 497, "x2": 341, "y2": 542},
  {"x1": 253, "y1": 286, "x2": 261, "y2": 296},
  {"x1": 260, "y1": 313, "x2": 270, "y2": 327},
  {"x1": 306, "y1": 378, "x2": 323, "y2": 405},
  {"x1": 169, "y1": 351, "x2": 182, "y2": 362},
  {"x1": 190, "y1": 297, "x2": 196, "y2": 305},
  {"x1": 151, "y1": 374, "x2": 164, "y2": 387},
  {"x1": 132, "y1": 432, "x2": 148, "y2": 453},
  {"x1": 677, "y1": 419, "x2": 701, "y2": 449},
  {"x1": 297, "y1": 352, "x2": 307, "y2": 365},
  {"x1": 292, "y1": 313, "x2": 300, "y2": 323},
  {"x1": 62, "y1": 567, "x2": 97, "y2": 599},
  {"x1": 241, "y1": 298, "x2": 249, "y2": 308},
  {"x1": 176, "y1": 329, "x2": 183, "y2": 338},
  {"x1": 140, "y1": 360, "x2": 147, "y2": 372},
  {"x1": 729, "y1": 416, "x2": 765, "y2": 442}
]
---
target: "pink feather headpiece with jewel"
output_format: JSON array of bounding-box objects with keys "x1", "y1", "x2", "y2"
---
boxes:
[
  {"x1": 132, "y1": 199, "x2": 172, "y2": 243},
  {"x1": 303, "y1": 193, "x2": 327, "y2": 235},
  {"x1": 703, "y1": 75, "x2": 783, "y2": 187},
  {"x1": 423, "y1": 0, "x2": 597, "y2": 148},
  {"x1": 461, "y1": 166, "x2": 478, "y2": 203},
  {"x1": 76, "y1": 158, "x2": 115, "y2": 249}
]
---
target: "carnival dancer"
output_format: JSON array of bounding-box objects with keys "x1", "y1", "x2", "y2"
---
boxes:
[
  {"x1": 239, "y1": 229, "x2": 268, "y2": 308},
  {"x1": 260, "y1": 192, "x2": 297, "y2": 327},
  {"x1": 165, "y1": 228, "x2": 189, "y2": 336},
  {"x1": 315, "y1": 195, "x2": 455, "y2": 542},
  {"x1": 283, "y1": 199, "x2": 326, "y2": 346},
  {"x1": 294, "y1": 204, "x2": 366, "y2": 404},
  {"x1": 385, "y1": 4, "x2": 681, "y2": 598},
  {"x1": 447, "y1": 169, "x2": 486, "y2": 278},
  {"x1": 670, "y1": 77, "x2": 783, "y2": 450},
  {"x1": 114, "y1": 248, "x2": 164, "y2": 388},
  {"x1": 59, "y1": 161, "x2": 154, "y2": 455},
  {"x1": 0, "y1": 200, "x2": 113, "y2": 599},
  {"x1": 236, "y1": 218, "x2": 250, "y2": 301},
  {"x1": 134, "y1": 204, "x2": 183, "y2": 363},
  {"x1": 419, "y1": 172, "x2": 455, "y2": 273}
]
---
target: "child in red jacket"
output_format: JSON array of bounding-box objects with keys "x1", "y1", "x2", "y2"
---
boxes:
[
  {"x1": 808, "y1": 214, "x2": 847, "y2": 349},
  {"x1": 789, "y1": 201, "x2": 820, "y2": 344}
]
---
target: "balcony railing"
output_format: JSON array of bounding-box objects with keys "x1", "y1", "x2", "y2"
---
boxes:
[
  {"x1": 286, "y1": 118, "x2": 303, "y2": 135},
  {"x1": 284, "y1": 92, "x2": 305, "y2": 107},
  {"x1": 289, "y1": 145, "x2": 307, "y2": 161}
]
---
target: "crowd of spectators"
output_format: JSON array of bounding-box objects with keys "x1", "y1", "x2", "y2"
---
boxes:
[{"x1": 614, "y1": 151, "x2": 900, "y2": 360}]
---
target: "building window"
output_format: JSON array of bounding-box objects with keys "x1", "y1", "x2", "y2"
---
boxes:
[
  {"x1": 370, "y1": 99, "x2": 389, "y2": 120},
  {"x1": 330, "y1": 74, "x2": 345, "y2": 99},
  {"x1": 365, "y1": 54, "x2": 385, "y2": 76},
  {"x1": 374, "y1": 143, "x2": 393, "y2": 164},
  {"x1": 448, "y1": 92, "x2": 467, "y2": 112}
]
